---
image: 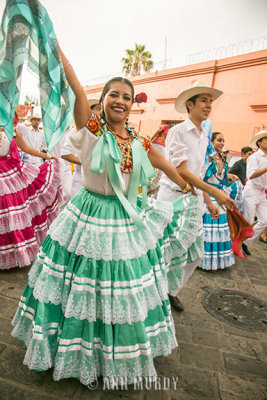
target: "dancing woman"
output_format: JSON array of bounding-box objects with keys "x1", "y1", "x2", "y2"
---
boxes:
[
  {"x1": 0, "y1": 127, "x2": 61, "y2": 269},
  {"x1": 199, "y1": 131, "x2": 242, "y2": 270},
  {"x1": 11, "y1": 4, "x2": 233, "y2": 386}
]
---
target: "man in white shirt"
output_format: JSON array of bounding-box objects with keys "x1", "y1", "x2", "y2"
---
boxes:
[
  {"x1": 242, "y1": 131, "x2": 267, "y2": 255},
  {"x1": 17, "y1": 106, "x2": 47, "y2": 166},
  {"x1": 158, "y1": 81, "x2": 234, "y2": 312}
]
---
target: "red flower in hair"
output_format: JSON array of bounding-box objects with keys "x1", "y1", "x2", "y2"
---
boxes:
[{"x1": 135, "y1": 92, "x2": 147, "y2": 104}]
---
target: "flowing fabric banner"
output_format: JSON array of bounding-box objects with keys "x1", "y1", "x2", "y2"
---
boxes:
[{"x1": 0, "y1": 0, "x2": 75, "y2": 150}]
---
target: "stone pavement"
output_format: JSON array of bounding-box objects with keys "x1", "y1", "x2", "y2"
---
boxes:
[{"x1": 0, "y1": 240, "x2": 266, "y2": 400}]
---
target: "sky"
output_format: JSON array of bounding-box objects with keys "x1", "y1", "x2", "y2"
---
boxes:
[{"x1": 0, "y1": 0, "x2": 267, "y2": 99}]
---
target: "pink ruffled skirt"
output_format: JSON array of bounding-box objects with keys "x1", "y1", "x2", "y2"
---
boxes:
[{"x1": 0, "y1": 153, "x2": 62, "y2": 269}]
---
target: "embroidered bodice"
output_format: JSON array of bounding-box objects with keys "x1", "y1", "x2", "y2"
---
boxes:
[
  {"x1": 204, "y1": 152, "x2": 229, "y2": 187},
  {"x1": 86, "y1": 114, "x2": 151, "y2": 173},
  {"x1": 70, "y1": 115, "x2": 155, "y2": 227}
]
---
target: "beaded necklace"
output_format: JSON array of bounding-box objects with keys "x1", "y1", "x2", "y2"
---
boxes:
[
  {"x1": 213, "y1": 151, "x2": 226, "y2": 176},
  {"x1": 106, "y1": 122, "x2": 130, "y2": 141},
  {"x1": 100, "y1": 114, "x2": 136, "y2": 173},
  {"x1": 100, "y1": 113, "x2": 134, "y2": 135}
]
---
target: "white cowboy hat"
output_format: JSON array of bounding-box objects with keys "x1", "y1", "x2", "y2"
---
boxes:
[
  {"x1": 175, "y1": 81, "x2": 223, "y2": 113},
  {"x1": 250, "y1": 130, "x2": 267, "y2": 148},
  {"x1": 87, "y1": 98, "x2": 100, "y2": 109},
  {"x1": 222, "y1": 147, "x2": 229, "y2": 153},
  {"x1": 27, "y1": 106, "x2": 42, "y2": 122}
]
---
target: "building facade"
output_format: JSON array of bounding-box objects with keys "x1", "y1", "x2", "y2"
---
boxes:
[{"x1": 84, "y1": 49, "x2": 267, "y2": 151}]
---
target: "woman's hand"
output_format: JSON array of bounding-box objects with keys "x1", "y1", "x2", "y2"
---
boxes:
[
  {"x1": 203, "y1": 192, "x2": 219, "y2": 219},
  {"x1": 228, "y1": 173, "x2": 239, "y2": 182},
  {"x1": 46, "y1": 154, "x2": 58, "y2": 160},
  {"x1": 213, "y1": 189, "x2": 234, "y2": 211},
  {"x1": 206, "y1": 203, "x2": 220, "y2": 219}
]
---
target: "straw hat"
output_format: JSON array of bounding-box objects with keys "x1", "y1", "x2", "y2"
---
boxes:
[
  {"x1": 250, "y1": 130, "x2": 267, "y2": 148},
  {"x1": 27, "y1": 106, "x2": 42, "y2": 122},
  {"x1": 222, "y1": 147, "x2": 229, "y2": 153},
  {"x1": 87, "y1": 98, "x2": 100, "y2": 109},
  {"x1": 175, "y1": 81, "x2": 223, "y2": 113}
]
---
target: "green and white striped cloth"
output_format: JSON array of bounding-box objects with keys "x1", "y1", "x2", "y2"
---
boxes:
[{"x1": 0, "y1": 0, "x2": 74, "y2": 150}]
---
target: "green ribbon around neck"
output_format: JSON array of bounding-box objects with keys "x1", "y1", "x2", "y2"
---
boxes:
[{"x1": 91, "y1": 130, "x2": 155, "y2": 228}]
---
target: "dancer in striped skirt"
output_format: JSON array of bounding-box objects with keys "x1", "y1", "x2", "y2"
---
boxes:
[
  {"x1": 0, "y1": 127, "x2": 61, "y2": 269},
  {"x1": 199, "y1": 131, "x2": 241, "y2": 270}
]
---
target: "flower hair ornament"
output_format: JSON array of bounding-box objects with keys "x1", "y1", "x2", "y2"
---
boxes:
[{"x1": 135, "y1": 92, "x2": 147, "y2": 104}]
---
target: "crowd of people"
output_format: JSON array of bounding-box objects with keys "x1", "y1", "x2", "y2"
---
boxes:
[{"x1": 0, "y1": 0, "x2": 267, "y2": 389}]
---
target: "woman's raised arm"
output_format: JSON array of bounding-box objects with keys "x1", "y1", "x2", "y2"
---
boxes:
[{"x1": 58, "y1": 44, "x2": 91, "y2": 131}]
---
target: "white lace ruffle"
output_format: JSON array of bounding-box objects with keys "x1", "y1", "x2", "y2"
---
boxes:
[
  {"x1": 199, "y1": 252, "x2": 235, "y2": 270},
  {"x1": 11, "y1": 294, "x2": 178, "y2": 386},
  {"x1": 27, "y1": 192, "x2": 203, "y2": 312},
  {"x1": 0, "y1": 240, "x2": 39, "y2": 269},
  {"x1": 203, "y1": 227, "x2": 232, "y2": 243},
  {"x1": 28, "y1": 256, "x2": 170, "y2": 324},
  {"x1": 16, "y1": 326, "x2": 177, "y2": 386},
  {"x1": 0, "y1": 161, "x2": 39, "y2": 194},
  {"x1": 49, "y1": 198, "x2": 174, "y2": 261}
]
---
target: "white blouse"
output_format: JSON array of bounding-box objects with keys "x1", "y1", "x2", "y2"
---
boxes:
[
  {"x1": 70, "y1": 127, "x2": 131, "y2": 196},
  {"x1": 0, "y1": 130, "x2": 11, "y2": 156}
]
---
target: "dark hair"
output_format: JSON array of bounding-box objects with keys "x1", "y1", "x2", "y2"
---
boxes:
[
  {"x1": 100, "y1": 77, "x2": 134, "y2": 103},
  {"x1": 256, "y1": 138, "x2": 263, "y2": 148},
  {"x1": 186, "y1": 94, "x2": 199, "y2": 113},
  {"x1": 91, "y1": 103, "x2": 99, "y2": 111},
  {"x1": 241, "y1": 146, "x2": 252, "y2": 154},
  {"x1": 211, "y1": 131, "x2": 222, "y2": 142}
]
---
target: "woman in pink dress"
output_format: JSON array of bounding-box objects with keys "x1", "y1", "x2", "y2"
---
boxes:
[{"x1": 0, "y1": 127, "x2": 62, "y2": 270}]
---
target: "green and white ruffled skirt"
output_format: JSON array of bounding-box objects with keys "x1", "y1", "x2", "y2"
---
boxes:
[{"x1": 11, "y1": 187, "x2": 203, "y2": 385}]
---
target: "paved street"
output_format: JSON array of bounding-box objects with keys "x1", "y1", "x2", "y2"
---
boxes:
[{"x1": 0, "y1": 240, "x2": 266, "y2": 400}]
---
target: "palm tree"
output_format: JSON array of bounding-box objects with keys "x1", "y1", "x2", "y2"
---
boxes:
[
  {"x1": 122, "y1": 44, "x2": 153, "y2": 77},
  {"x1": 24, "y1": 95, "x2": 39, "y2": 107},
  {"x1": 121, "y1": 49, "x2": 134, "y2": 76}
]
